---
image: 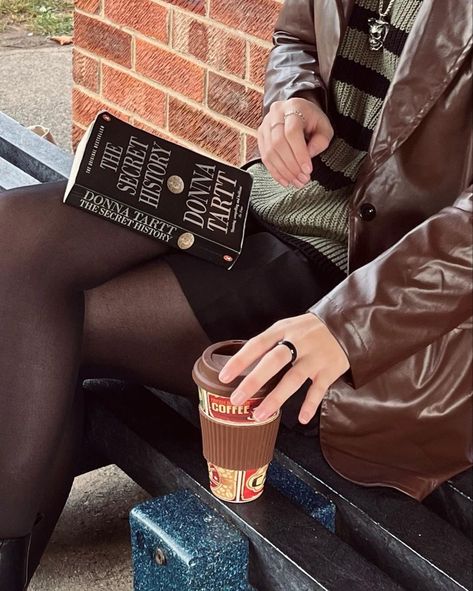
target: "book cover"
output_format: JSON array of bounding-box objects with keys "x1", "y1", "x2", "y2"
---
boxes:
[{"x1": 63, "y1": 111, "x2": 253, "y2": 269}]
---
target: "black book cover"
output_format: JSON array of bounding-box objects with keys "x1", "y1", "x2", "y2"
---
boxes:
[{"x1": 63, "y1": 111, "x2": 253, "y2": 269}]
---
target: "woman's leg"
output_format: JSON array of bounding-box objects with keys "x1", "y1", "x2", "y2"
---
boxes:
[
  {"x1": 0, "y1": 179, "x2": 208, "y2": 538},
  {"x1": 26, "y1": 253, "x2": 212, "y2": 584},
  {"x1": 26, "y1": 381, "x2": 85, "y2": 583},
  {"x1": 81, "y1": 256, "x2": 212, "y2": 395}
]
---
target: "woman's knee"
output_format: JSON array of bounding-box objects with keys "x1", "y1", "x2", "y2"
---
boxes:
[{"x1": 0, "y1": 180, "x2": 68, "y2": 278}]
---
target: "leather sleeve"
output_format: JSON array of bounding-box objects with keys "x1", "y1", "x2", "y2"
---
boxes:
[
  {"x1": 308, "y1": 185, "x2": 473, "y2": 388},
  {"x1": 262, "y1": 0, "x2": 328, "y2": 116}
]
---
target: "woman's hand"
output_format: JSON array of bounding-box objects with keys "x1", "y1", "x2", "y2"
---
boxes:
[
  {"x1": 218, "y1": 313, "x2": 350, "y2": 425},
  {"x1": 258, "y1": 97, "x2": 334, "y2": 189}
]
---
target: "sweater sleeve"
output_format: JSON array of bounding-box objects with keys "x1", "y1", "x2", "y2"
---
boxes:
[{"x1": 308, "y1": 186, "x2": 473, "y2": 388}]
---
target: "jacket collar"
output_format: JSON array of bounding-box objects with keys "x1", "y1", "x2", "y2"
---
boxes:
[{"x1": 318, "y1": 0, "x2": 472, "y2": 178}]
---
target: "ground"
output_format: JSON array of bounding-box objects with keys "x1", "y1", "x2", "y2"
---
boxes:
[
  {"x1": 0, "y1": 0, "x2": 73, "y2": 36},
  {"x1": 0, "y1": 15, "x2": 150, "y2": 591}
]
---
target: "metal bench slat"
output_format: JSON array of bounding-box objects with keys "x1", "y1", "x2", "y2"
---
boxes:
[
  {"x1": 0, "y1": 156, "x2": 39, "y2": 191},
  {"x1": 0, "y1": 111, "x2": 72, "y2": 183},
  {"x1": 275, "y1": 428, "x2": 473, "y2": 591}
]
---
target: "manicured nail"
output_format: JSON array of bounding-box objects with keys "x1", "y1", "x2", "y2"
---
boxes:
[
  {"x1": 253, "y1": 408, "x2": 268, "y2": 421},
  {"x1": 219, "y1": 368, "x2": 231, "y2": 382},
  {"x1": 231, "y1": 390, "x2": 247, "y2": 405},
  {"x1": 302, "y1": 163, "x2": 312, "y2": 175},
  {"x1": 298, "y1": 173, "x2": 308, "y2": 184}
]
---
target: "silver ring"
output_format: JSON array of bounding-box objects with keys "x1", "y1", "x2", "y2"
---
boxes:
[
  {"x1": 277, "y1": 340, "x2": 298, "y2": 364},
  {"x1": 270, "y1": 121, "x2": 285, "y2": 131},
  {"x1": 283, "y1": 110, "x2": 305, "y2": 122}
]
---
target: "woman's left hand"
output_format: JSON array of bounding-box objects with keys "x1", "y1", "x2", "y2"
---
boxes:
[{"x1": 219, "y1": 313, "x2": 350, "y2": 424}]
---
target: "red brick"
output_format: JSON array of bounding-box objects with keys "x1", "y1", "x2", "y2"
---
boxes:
[
  {"x1": 210, "y1": 0, "x2": 281, "y2": 41},
  {"x1": 72, "y1": 87, "x2": 130, "y2": 127},
  {"x1": 159, "y1": 0, "x2": 205, "y2": 16},
  {"x1": 74, "y1": 12, "x2": 132, "y2": 68},
  {"x1": 72, "y1": 123, "x2": 87, "y2": 153},
  {"x1": 102, "y1": 65, "x2": 166, "y2": 127},
  {"x1": 75, "y1": 0, "x2": 100, "y2": 14},
  {"x1": 173, "y1": 12, "x2": 245, "y2": 77},
  {"x1": 248, "y1": 42, "x2": 271, "y2": 87},
  {"x1": 72, "y1": 49, "x2": 100, "y2": 93},
  {"x1": 135, "y1": 39, "x2": 205, "y2": 102},
  {"x1": 104, "y1": 0, "x2": 168, "y2": 42},
  {"x1": 131, "y1": 118, "x2": 187, "y2": 147},
  {"x1": 207, "y1": 72, "x2": 263, "y2": 130},
  {"x1": 244, "y1": 133, "x2": 260, "y2": 162},
  {"x1": 168, "y1": 97, "x2": 241, "y2": 163}
]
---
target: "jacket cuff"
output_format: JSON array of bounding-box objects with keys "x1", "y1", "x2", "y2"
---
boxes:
[
  {"x1": 308, "y1": 294, "x2": 369, "y2": 389},
  {"x1": 290, "y1": 86, "x2": 328, "y2": 114}
]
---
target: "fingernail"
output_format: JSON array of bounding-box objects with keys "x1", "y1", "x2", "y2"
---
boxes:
[
  {"x1": 231, "y1": 390, "x2": 247, "y2": 405},
  {"x1": 299, "y1": 413, "x2": 310, "y2": 424},
  {"x1": 302, "y1": 163, "x2": 312, "y2": 175},
  {"x1": 253, "y1": 408, "x2": 268, "y2": 421},
  {"x1": 293, "y1": 179, "x2": 304, "y2": 189},
  {"x1": 297, "y1": 174, "x2": 308, "y2": 184},
  {"x1": 219, "y1": 368, "x2": 231, "y2": 382}
]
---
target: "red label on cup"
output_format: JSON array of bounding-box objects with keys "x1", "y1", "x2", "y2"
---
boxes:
[
  {"x1": 207, "y1": 393, "x2": 264, "y2": 423},
  {"x1": 208, "y1": 462, "x2": 268, "y2": 502}
]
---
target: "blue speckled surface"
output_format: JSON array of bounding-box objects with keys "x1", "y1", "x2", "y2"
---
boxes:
[
  {"x1": 267, "y1": 461, "x2": 336, "y2": 532},
  {"x1": 130, "y1": 489, "x2": 252, "y2": 591}
]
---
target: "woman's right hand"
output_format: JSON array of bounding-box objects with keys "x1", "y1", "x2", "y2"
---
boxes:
[{"x1": 257, "y1": 97, "x2": 334, "y2": 188}]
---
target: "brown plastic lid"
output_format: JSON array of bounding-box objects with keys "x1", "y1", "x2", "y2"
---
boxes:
[{"x1": 192, "y1": 340, "x2": 288, "y2": 398}]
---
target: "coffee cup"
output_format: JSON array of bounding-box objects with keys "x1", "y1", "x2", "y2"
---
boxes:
[{"x1": 193, "y1": 340, "x2": 284, "y2": 503}]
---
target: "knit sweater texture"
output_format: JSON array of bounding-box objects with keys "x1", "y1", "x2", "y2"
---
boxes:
[{"x1": 247, "y1": 0, "x2": 423, "y2": 278}]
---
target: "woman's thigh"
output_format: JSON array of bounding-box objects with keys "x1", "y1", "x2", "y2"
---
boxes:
[
  {"x1": 81, "y1": 257, "x2": 212, "y2": 398},
  {"x1": 81, "y1": 231, "x2": 332, "y2": 398}
]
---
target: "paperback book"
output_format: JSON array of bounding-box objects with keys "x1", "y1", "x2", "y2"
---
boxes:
[{"x1": 63, "y1": 111, "x2": 253, "y2": 269}]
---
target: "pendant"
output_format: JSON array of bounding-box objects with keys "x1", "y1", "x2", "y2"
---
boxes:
[{"x1": 368, "y1": 16, "x2": 389, "y2": 51}]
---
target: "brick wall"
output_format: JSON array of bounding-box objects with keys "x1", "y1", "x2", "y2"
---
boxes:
[{"x1": 72, "y1": 0, "x2": 283, "y2": 165}]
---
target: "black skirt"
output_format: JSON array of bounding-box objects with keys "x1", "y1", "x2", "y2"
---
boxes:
[{"x1": 162, "y1": 210, "x2": 343, "y2": 431}]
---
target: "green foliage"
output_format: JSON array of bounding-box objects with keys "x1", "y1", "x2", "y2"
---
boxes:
[{"x1": 0, "y1": 0, "x2": 74, "y2": 36}]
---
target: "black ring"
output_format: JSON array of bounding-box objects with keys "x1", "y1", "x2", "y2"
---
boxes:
[{"x1": 277, "y1": 340, "x2": 298, "y2": 364}]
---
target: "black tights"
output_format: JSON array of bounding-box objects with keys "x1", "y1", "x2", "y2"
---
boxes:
[{"x1": 0, "y1": 180, "x2": 211, "y2": 543}]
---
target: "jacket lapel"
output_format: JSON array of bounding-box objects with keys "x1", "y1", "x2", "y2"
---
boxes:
[{"x1": 363, "y1": 0, "x2": 473, "y2": 177}]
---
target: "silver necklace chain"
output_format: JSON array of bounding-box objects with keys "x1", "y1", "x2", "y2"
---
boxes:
[{"x1": 379, "y1": 0, "x2": 396, "y2": 18}]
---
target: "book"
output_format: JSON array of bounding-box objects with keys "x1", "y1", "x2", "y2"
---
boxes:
[{"x1": 63, "y1": 110, "x2": 253, "y2": 269}]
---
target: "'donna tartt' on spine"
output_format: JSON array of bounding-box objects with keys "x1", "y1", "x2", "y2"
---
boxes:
[{"x1": 63, "y1": 111, "x2": 253, "y2": 269}]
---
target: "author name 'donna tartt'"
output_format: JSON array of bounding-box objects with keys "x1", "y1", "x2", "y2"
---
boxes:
[{"x1": 100, "y1": 135, "x2": 239, "y2": 236}]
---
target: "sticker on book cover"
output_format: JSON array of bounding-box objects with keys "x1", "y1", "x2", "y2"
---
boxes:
[
  {"x1": 167, "y1": 175, "x2": 184, "y2": 194},
  {"x1": 177, "y1": 232, "x2": 194, "y2": 249}
]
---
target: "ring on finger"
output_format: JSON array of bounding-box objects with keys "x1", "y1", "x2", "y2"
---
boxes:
[
  {"x1": 283, "y1": 110, "x2": 305, "y2": 123},
  {"x1": 277, "y1": 339, "x2": 298, "y2": 364}
]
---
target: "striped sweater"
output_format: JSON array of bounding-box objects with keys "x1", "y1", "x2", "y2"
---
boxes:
[{"x1": 247, "y1": 0, "x2": 423, "y2": 279}]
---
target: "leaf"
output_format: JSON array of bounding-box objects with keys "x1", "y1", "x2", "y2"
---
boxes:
[{"x1": 49, "y1": 34, "x2": 73, "y2": 45}]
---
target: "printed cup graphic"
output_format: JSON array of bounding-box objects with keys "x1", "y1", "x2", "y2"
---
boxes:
[{"x1": 193, "y1": 340, "x2": 284, "y2": 503}]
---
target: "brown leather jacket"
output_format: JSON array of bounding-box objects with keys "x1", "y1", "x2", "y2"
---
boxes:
[{"x1": 243, "y1": 0, "x2": 473, "y2": 500}]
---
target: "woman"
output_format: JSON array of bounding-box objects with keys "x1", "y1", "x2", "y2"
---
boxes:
[{"x1": 1, "y1": 0, "x2": 472, "y2": 588}]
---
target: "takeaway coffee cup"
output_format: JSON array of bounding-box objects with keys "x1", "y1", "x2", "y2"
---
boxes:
[{"x1": 193, "y1": 340, "x2": 284, "y2": 503}]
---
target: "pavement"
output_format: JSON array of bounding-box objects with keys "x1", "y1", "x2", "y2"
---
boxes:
[
  {"x1": 0, "y1": 25, "x2": 73, "y2": 151},
  {"x1": 0, "y1": 25, "x2": 150, "y2": 590}
]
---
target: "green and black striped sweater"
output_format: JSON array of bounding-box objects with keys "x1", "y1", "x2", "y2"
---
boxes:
[{"x1": 247, "y1": 0, "x2": 423, "y2": 281}]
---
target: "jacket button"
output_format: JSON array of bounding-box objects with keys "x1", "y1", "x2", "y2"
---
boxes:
[{"x1": 359, "y1": 203, "x2": 376, "y2": 221}]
